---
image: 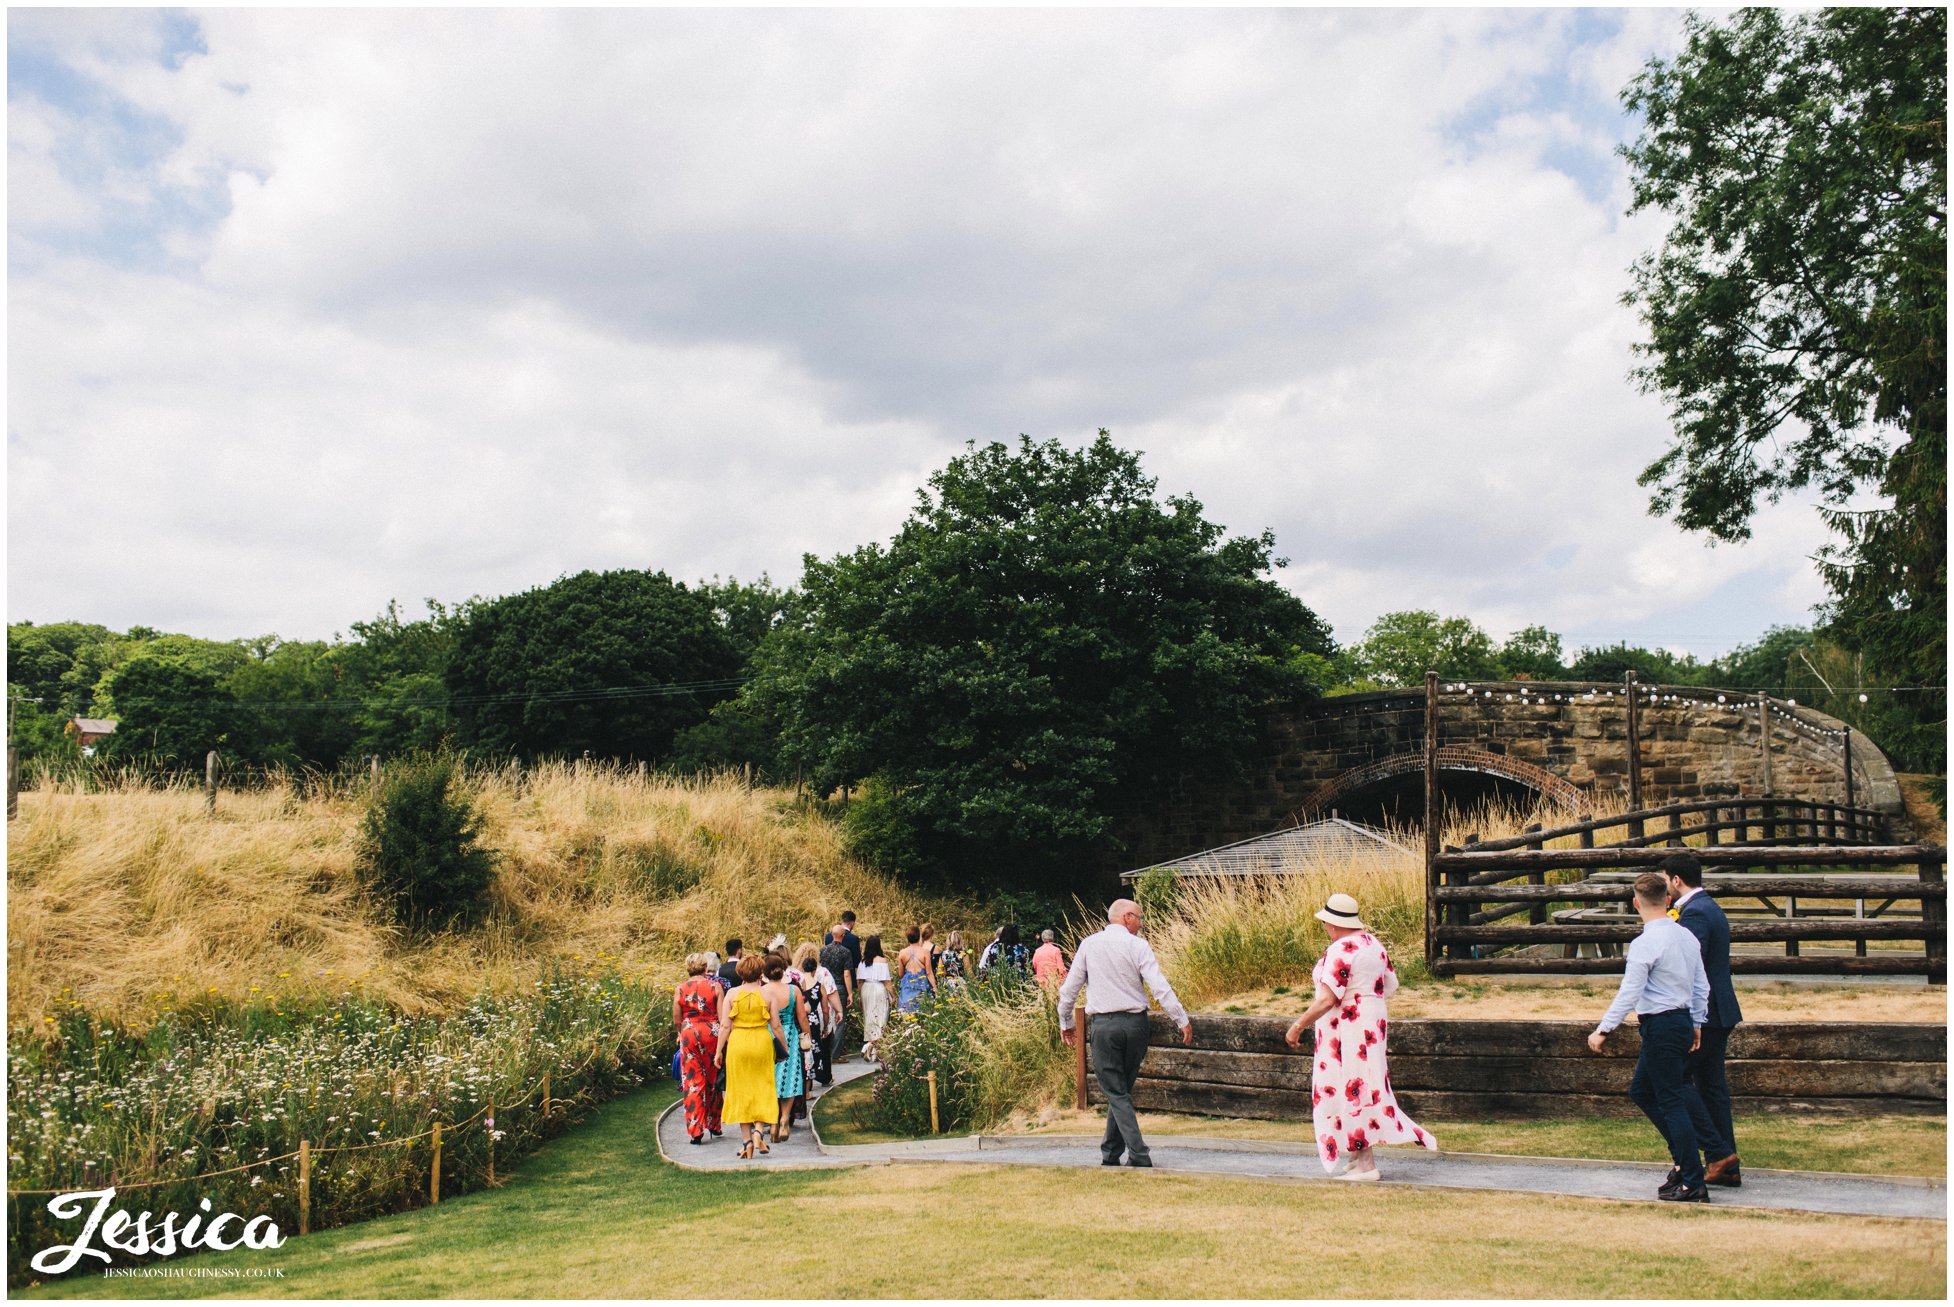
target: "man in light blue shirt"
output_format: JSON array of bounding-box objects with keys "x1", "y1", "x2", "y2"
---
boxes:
[{"x1": 1587, "y1": 871, "x2": 1711, "y2": 1202}]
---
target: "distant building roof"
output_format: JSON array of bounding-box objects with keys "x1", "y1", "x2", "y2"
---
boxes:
[
  {"x1": 69, "y1": 718, "x2": 119, "y2": 736},
  {"x1": 1120, "y1": 817, "x2": 1416, "y2": 882}
]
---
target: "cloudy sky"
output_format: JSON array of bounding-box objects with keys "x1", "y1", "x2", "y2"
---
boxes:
[{"x1": 9, "y1": 8, "x2": 1838, "y2": 659}]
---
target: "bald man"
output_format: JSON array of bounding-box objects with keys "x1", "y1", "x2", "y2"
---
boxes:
[{"x1": 1058, "y1": 899, "x2": 1193, "y2": 1168}]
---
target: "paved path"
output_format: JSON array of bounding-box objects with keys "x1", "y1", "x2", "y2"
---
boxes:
[
  {"x1": 658, "y1": 1070, "x2": 1945, "y2": 1220},
  {"x1": 655, "y1": 1054, "x2": 877, "y2": 1171}
]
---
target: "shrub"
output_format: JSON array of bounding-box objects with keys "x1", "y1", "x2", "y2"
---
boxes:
[
  {"x1": 357, "y1": 754, "x2": 496, "y2": 930},
  {"x1": 866, "y1": 967, "x2": 1069, "y2": 1135}
]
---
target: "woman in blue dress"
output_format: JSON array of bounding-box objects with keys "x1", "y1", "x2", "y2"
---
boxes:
[
  {"x1": 763, "y1": 953, "x2": 810, "y2": 1143},
  {"x1": 896, "y1": 924, "x2": 936, "y2": 1013}
]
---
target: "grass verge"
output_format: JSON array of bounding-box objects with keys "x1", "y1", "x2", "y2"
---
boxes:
[{"x1": 18, "y1": 1085, "x2": 1943, "y2": 1300}]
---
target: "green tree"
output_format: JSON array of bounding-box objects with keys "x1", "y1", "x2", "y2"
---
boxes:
[
  {"x1": 1352, "y1": 611, "x2": 1501, "y2": 688},
  {"x1": 1497, "y1": 625, "x2": 1569, "y2": 681},
  {"x1": 338, "y1": 599, "x2": 475, "y2": 758},
  {"x1": 1620, "y1": 7, "x2": 1945, "y2": 757},
  {"x1": 445, "y1": 570, "x2": 742, "y2": 760},
  {"x1": 97, "y1": 655, "x2": 238, "y2": 766},
  {"x1": 749, "y1": 432, "x2": 1334, "y2": 893},
  {"x1": 1566, "y1": 642, "x2": 1709, "y2": 686}
]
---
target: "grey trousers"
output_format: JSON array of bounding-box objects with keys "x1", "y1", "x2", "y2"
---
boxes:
[{"x1": 1090, "y1": 1011, "x2": 1152, "y2": 1163}]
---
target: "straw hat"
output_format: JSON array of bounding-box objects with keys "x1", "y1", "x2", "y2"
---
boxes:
[{"x1": 1314, "y1": 893, "x2": 1367, "y2": 930}]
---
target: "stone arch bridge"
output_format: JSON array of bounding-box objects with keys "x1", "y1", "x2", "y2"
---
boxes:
[{"x1": 1117, "y1": 680, "x2": 1906, "y2": 872}]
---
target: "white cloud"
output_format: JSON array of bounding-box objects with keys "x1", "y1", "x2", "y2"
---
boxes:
[{"x1": 7, "y1": 8, "x2": 1836, "y2": 657}]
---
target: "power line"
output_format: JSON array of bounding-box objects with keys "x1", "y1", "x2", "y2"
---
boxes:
[{"x1": 44, "y1": 677, "x2": 754, "y2": 715}]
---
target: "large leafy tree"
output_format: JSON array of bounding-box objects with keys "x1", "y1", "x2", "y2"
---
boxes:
[
  {"x1": 1620, "y1": 7, "x2": 1945, "y2": 763},
  {"x1": 1351, "y1": 611, "x2": 1503, "y2": 688},
  {"x1": 445, "y1": 570, "x2": 742, "y2": 760},
  {"x1": 750, "y1": 432, "x2": 1335, "y2": 893}
]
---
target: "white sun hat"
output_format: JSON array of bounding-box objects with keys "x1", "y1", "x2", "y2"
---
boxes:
[{"x1": 1314, "y1": 893, "x2": 1367, "y2": 930}]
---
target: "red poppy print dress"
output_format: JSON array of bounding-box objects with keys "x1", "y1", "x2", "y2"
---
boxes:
[{"x1": 1307, "y1": 931, "x2": 1435, "y2": 1173}]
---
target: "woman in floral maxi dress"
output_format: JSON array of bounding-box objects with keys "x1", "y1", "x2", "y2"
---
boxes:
[
  {"x1": 671, "y1": 954, "x2": 723, "y2": 1144},
  {"x1": 1286, "y1": 893, "x2": 1437, "y2": 1179}
]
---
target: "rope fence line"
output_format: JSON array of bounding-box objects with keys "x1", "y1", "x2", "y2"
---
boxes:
[{"x1": 6, "y1": 1041, "x2": 617, "y2": 1199}]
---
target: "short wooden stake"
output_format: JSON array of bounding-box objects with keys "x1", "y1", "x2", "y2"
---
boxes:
[
  {"x1": 430, "y1": 1122, "x2": 442, "y2": 1204},
  {"x1": 487, "y1": 1096, "x2": 496, "y2": 1186},
  {"x1": 542, "y1": 1072, "x2": 551, "y2": 1118},
  {"x1": 926, "y1": 1071, "x2": 939, "y2": 1133},
  {"x1": 1073, "y1": 1004, "x2": 1088, "y2": 1110},
  {"x1": 297, "y1": 1139, "x2": 311, "y2": 1235},
  {"x1": 370, "y1": 754, "x2": 381, "y2": 790},
  {"x1": 205, "y1": 750, "x2": 218, "y2": 815}
]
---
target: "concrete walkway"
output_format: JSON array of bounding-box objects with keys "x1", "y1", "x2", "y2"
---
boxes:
[
  {"x1": 656, "y1": 1053, "x2": 878, "y2": 1170},
  {"x1": 657, "y1": 1070, "x2": 1945, "y2": 1221}
]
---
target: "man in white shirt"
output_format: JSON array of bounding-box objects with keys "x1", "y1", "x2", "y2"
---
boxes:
[
  {"x1": 1587, "y1": 871, "x2": 1711, "y2": 1202},
  {"x1": 1058, "y1": 899, "x2": 1193, "y2": 1168}
]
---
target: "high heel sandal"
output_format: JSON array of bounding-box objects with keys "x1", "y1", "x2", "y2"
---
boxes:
[
  {"x1": 755, "y1": 1131, "x2": 771, "y2": 1155},
  {"x1": 738, "y1": 1139, "x2": 755, "y2": 1160}
]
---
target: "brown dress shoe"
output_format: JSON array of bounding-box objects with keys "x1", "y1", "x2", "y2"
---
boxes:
[{"x1": 1704, "y1": 1154, "x2": 1742, "y2": 1187}]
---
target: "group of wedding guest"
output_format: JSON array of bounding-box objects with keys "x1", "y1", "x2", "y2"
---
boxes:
[
  {"x1": 672, "y1": 920, "x2": 855, "y2": 1156},
  {"x1": 673, "y1": 912, "x2": 1073, "y2": 1156}
]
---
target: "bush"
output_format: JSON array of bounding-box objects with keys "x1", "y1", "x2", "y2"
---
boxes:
[
  {"x1": 357, "y1": 754, "x2": 496, "y2": 930},
  {"x1": 866, "y1": 967, "x2": 1069, "y2": 1136}
]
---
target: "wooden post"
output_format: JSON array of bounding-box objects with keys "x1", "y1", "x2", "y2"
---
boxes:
[
  {"x1": 1424, "y1": 672, "x2": 1440, "y2": 972},
  {"x1": 205, "y1": 750, "x2": 218, "y2": 815},
  {"x1": 1624, "y1": 672, "x2": 1644, "y2": 837},
  {"x1": 926, "y1": 1071, "x2": 940, "y2": 1133},
  {"x1": 430, "y1": 1122, "x2": 443, "y2": 1204},
  {"x1": 370, "y1": 754, "x2": 381, "y2": 790},
  {"x1": 542, "y1": 1071, "x2": 551, "y2": 1119},
  {"x1": 1073, "y1": 1004, "x2": 1088, "y2": 1110},
  {"x1": 1923, "y1": 858, "x2": 1946, "y2": 987},
  {"x1": 512, "y1": 758, "x2": 522, "y2": 800},
  {"x1": 6, "y1": 694, "x2": 18, "y2": 821},
  {"x1": 487, "y1": 1097, "x2": 496, "y2": 1186},
  {"x1": 1757, "y1": 693, "x2": 1772, "y2": 796},
  {"x1": 1842, "y1": 726, "x2": 1855, "y2": 814},
  {"x1": 297, "y1": 1139, "x2": 311, "y2": 1236}
]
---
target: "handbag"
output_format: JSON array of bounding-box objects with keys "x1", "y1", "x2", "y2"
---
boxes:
[{"x1": 772, "y1": 1033, "x2": 790, "y2": 1063}]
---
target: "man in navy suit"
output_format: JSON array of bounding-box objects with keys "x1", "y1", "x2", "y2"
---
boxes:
[{"x1": 1664, "y1": 852, "x2": 1743, "y2": 1187}]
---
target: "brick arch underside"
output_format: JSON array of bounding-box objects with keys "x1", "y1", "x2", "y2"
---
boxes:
[{"x1": 1295, "y1": 747, "x2": 1591, "y2": 821}]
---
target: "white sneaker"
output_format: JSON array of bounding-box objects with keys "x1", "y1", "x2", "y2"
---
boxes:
[{"x1": 1335, "y1": 1168, "x2": 1380, "y2": 1182}]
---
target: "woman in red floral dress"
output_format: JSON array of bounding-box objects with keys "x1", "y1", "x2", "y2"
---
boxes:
[
  {"x1": 1285, "y1": 893, "x2": 1436, "y2": 1179},
  {"x1": 672, "y1": 954, "x2": 724, "y2": 1144}
]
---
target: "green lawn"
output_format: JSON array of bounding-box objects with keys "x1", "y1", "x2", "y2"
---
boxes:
[{"x1": 16, "y1": 1084, "x2": 1945, "y2": 1300}]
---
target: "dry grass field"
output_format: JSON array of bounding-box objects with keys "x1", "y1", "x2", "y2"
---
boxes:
[{"x1": 6, "y1": 765, "x2": 973, "y2": 1027}]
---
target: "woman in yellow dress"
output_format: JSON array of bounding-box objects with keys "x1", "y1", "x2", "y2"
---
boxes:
[{"x1": 714, "y1": 953, "x2": 787, "y2": 1157}]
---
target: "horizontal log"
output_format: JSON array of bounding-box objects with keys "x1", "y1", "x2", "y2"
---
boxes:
[
  {"x1": 1462, "y1": 800, "x2": 1896, "y2": 853},
  {"x1": 1111, "y1": 1016, "x2": 1949, "y2": 1062},
  {"x1": 1439, "y1": 954, "x2": 1941, "y2": 976},
  {"x1": 1435, "y1": 879, "x2": 1943, "y2": 903},
  {"x1": 1441, "y1": 844, "x2": 1944, "y2": 876},
  {"x1": 1133, "y1": 1047, "x2": 1309, "y2": 1091},
  {"x1": 1467, "y1": 901, "x2": 1542, "y2": 924},
  {"x1": 1437, "y1": 920, "x2": 1938, "y2": 944},
  {"x1": 1380, "y1": 1055, "x2": 1944, "y2": 1099}
]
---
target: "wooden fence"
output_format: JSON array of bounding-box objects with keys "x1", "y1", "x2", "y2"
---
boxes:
[
  {"x1": 1413, "y1": 671, "x2": 1947, "y2": 981},
  {"x1": 1084, "y1": 1014, "x2": 1946, "y2": 1121}
]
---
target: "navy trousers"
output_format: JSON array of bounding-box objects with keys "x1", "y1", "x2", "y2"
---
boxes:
[
  {"x1": 1683, "y1": 1023, "x2": 1736, "y2": 1161},
  {"x1": 1627, "y1": 1008, "x2": 1702, "y2": 1189}
]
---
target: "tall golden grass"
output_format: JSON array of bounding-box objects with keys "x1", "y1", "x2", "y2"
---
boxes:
[{"x1": 7, "y1": 762, "x2": 974, "y2": 1027}]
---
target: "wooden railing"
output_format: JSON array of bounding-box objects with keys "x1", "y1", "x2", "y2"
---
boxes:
[
  {"x1": 1458, "y1": 797, "x2": 1893, "y2": 852},
  {"x1": 1430, "y1": 836, "x2": 1946, "y2": 976}
]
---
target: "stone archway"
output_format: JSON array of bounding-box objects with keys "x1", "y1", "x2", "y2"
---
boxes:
[{"x1": 1294, "y1": 746, "x2": 1591, "y2": 822}]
